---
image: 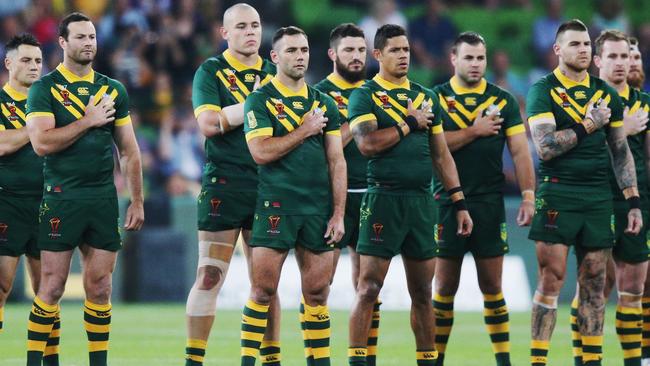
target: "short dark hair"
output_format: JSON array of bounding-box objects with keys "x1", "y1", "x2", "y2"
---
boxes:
[
  {"x1": 272, "y1": 26, "x2": 307, "y2": 48},
  {"x1": 58, "y1": 12, "x2": 92, "y2": 40},
  {"x1": 594, "y1": 29, "x2": 629, "y2": 56},
  {"x1": 329, "y1": 23, "x2": 365, "y2": 49},
  {"x1": 555, "y1": 19, "x2": 588, "y2": 42},
  {"x1": 5, "y1": 33, "x2": 40, "y2": 54},
  {"x1": 451, "y1": 31, "x2": 486, "y2": 54},
  {"x1": 374, "y1": 24, "x2": 406, "y2": 50},
  {"x1": 629, "y1": 36, "x2": 639, "y2": 48}
]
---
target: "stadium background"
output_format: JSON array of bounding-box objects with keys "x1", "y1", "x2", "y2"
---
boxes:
[{"x1": 2, "y1": 0, "x2": 650, "y2": 364}]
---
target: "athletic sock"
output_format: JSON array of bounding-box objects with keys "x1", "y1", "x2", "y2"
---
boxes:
[
  {"x1": 483, "y1": 292, "x2": 511, "y2": 366},
  {"x1": 348, "y1": 347, "x2": 367, "y2": 366},
  {"x1": 300, "y1": 297, "x2": 314, "y2": 365},
  {"x1": 581, "y1": 335, "x2": 603, "y2": 366},
  {"x1": 433, "y1": 293, "x2": 454, "y2": 365},
  {"x1": 304, "y1": 303, "x2": 331, "y2": 366},
  {"x1": 415, "y1": 349, "x2": 438, "y2": 365},
  {"x1": 26, "y1": 297, "x2": 57, "y2": 366},
  {"x1": 366, "y1": 300, "x2": 381, "y2": 366},
  {"x1": 43, "y1": 309, "x2": 61, "y2": 366},
  {"x1": 616, "y1": 305, "x2": 643, "y2": 366},
  {"x1": 530, "y1": 340, "x2": 549, "y2": 366},
  {"x1": 570, "y1": 297, "x2": 583, "y2": 366},
  {"x1": 84, "y1": 300, "x2": 111, "y2": 366},
  {"x1": 642, "y1": 297, "x2": 650, "y2": 359},
  {"x1": 241, "y1": 300, "x2": 269, "y2": 366},
  {"x1": 185, "y1": 338, "x2": 207, "y2": 366},
  {"x1": 0, "y1": 306, "x2": 4, "y2": 332},
  {"x1": 260, "y1": 340, "x2": 281, "y2": 365}
]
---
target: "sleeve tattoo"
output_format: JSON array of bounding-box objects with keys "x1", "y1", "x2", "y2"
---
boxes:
[{"x1": 530, "y1": 122, "x2": 579, "y2": 161}]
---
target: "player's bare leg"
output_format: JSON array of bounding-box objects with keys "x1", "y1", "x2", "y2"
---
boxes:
[
  {"x1": 531, "y1": 242, "x2": 568, "y2": 366},
  {"x1": 403, "y1": 256, "x2": 437, "y2": 364},
  {"x1": 476, "y1": 256, "x2": 511, "y2": 366},
  {"x1": 349, "y1": 255, "x2": 391, "y2": 365},
  {"x1": 241, "y1": 247, "x2": 288, "y2": 366},
  {"x1": 0, "y1": 255, "x2": 20, "y2": 332},
  {"x1": 432, "y1": 256, "x2": 463, "y2": 365},
  {"x1": 576, "y1": 249, "x2": 608, "y2": 366}
]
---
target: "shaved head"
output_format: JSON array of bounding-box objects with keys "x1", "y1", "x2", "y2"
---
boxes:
[{"x1": 223, "y1": 3, "x2": 259, "y2": 28}]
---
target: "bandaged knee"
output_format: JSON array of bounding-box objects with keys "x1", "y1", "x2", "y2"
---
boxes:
[
  {"x1": 186, "y1": 241, "x2": 233, "y2": 316},
  {"x1": 619, "y1": 291, "x2": 643, "y2": 307},
  {"x1": 533, "y1": 291, "x2": 558, "y2": 309}
]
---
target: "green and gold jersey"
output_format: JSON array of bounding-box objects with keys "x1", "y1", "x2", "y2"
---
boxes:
[
  {"x1": 347, "y1": 75, "x2": 442, "y2": 194},
  {"x1": 609, "y1": 85, "x2": 650, "y2": 202},
  {"x1": 192, "y1": 49, "x2": 276, "y2": 191},
  {"x1": 432, "y1": 77, "x2": 524, "y2": 201},
  {"x1": 26, "y1": 63, "x2": 131, "y2": 199},
  {"x1": 526, "y1": 68, "x2": 624, "y2": 191},
  {"x1": 244, "y1": 77, "x2": 341, "y2": 215},
  {"x1": 0, "y1": 83, "x2": 43, "y2": 197},
  {"x1": 314, "y1": 73, "x2": 366, "y2": 189}
]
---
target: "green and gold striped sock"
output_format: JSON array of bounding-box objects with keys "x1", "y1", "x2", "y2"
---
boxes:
[
  {"x1": 616, "y1": 305, "x2": 642, "y2": 366},
  {"x1": 582, "y1": 335, "x2": 603, "y2": 366},
  {"x1": 43, "y1": 309, "x2": 61, "y2": 366},
  {"x1": 570, "y1": 297, "x2": 583, "y2": 366},
  {"x1": 530, "y1": 340, "x2": 549, "y2": 366},
  {"x1": 26, "y1": 297, "x2": 57, "y2": 366},
  {"x1": 304, "y1": 303, "x2": 331, "y2": 366},
  {"x1": 241, "y1": 300, "x2": 269, "y2": 366},
  {"x1": 300, "y1": 297, "x2": 314, "y2": 366},
  {"x1": 348, "y1": 347, "x2": 367, "y2": 366},
  {"x1": 185, "y1": 338, "x2": 207, "y2": 366},
  {"x1": 415, "y1": 349, "x2": 438, "y2": 365},
  {"x1": 642, "y1": 297, "x2": 650, "y2": 359},
  {"x1": 84, "y1": 300, "x2": 111, "y2": 366},
  {"x1": 260, "y1": 340, "x2": 281, "y2": 365},
  {"x1": 0, "y1": 306, "x2": 4, "y2": 332},
  {"x1": 483, "y1": 292, "x2": 511, "y2": 366},
  {"x1": 366, "y1": 300, "x2": 381, "y2": 366},
  {"x1": 433, "y1": 293, "x2": 454, "y2": 365}
]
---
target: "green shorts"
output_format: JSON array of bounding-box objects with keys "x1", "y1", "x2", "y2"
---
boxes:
[
  {"x1": 612, "y1": 201, "x2": 650, "y2": 263},
  {"x1": 38, "y1": 198, "x2": 122, "y2": 252},
  {"x1": 528, "y1": 185, "x2": 614, "y2": 250},
  {"x1": 250, "y1": 213, "x2": 333, "y2": 252},
  {"x1": 0, "y1": 195, "x2": 40, "y2": 258},
  {"x1": 436, "y1": 197, "x2": 508, "y2": 258},
  {"x1": 338, "y1": 191, "x2": 364, "y2": 249},
  {"x1": 197, "y1": 187, "x2": 256, "y2": 231},
  {"x1": 357, "y1": 192, "x2": 436, "y2": 259}
]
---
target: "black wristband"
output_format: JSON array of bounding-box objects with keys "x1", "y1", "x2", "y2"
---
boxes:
[
  {"x1": 404, "y1": 115, "x2": 418, "y2": 131},
  {"x1": 453, "y1": 198, "x2": 468, "y2": 211},
  {"x1": 447, "y1": 186, "x2": 463, "y2": 195},
  {"x1": 628, "y1": 196, "x2": 641, "y2": 210},
  {"x1": 570, "y1": 123, "x2": 588, "y2": 142},
  {"x1": 395, "y1": 124, "x2": 404, "y2": 139}
]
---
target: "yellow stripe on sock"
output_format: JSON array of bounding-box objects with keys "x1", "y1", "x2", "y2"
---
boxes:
[
  {"x1": 367, "y1": 345, "x2": 377, "y2": 355},
  {"x1": 27, "y1": 340, "x2": 47, "y2": 351},
  {"x1": 623, "y1": 348, "x2": 642, "y2": 358},
  {"x1": 50, "y1": 329, "x2": 61, "y2": 338},
  {"x1": 246, "y1": 300, "x2": 269, "y2": 313},
  {"x1": 241, "y1": 346, "x2": 258, "y2": 357},
  {"x1": 84, "y1": 322, "x2": 110, "y2": 333},
  {"x1": 84, "y1": 300, "x2": 111, "y2": 312},
  {"x1": 303, "y1": 346, "x2": 313, "y2": 358},
  {"x1": 312, "y1": 346, "x2": 330, "y2": 359},
  {"x1": 261, "y1": 340, "x2": 281, "y2": 348},
  {"x1": 242, "y1": 314, "x2": 267, "y2": 327},
  {"x1": 433, "y1": 293, "x2": 454, "y2": 303},
  {"x1": 582, "y1": 353, "x2": 602, "y2": 361},
  {"x1": 241, "y1": 331, "x2": 265, "y2": 342},
  {"x1": 582, "y1": 335, "x2": 603, "y2": 346},
  {"x1": 531, "y1": 340, "x2": 549, "y2": 349},
  {"x1": 348, "y1": 347, "x2": 367, "y2": 357},
  {"x1": 186, "y1": 354, "x2": 205, "y2": 362},
  {"x1": 531, "y1": 356, "x2": 548, "y2": 363},
  {"x1": 617, "y1": 320, "x2": 641, "y2": 328},
  {"x1": 88, "y1": 341, "x2": 109, "y2": 352},
  {"x1": 34, "y1": 297, "x2": 58, "y2": 313},
  {"x1": 486, "y1": 322, "x2": 510, "y2": 333},
  {"x1": 618, "y1": 334, "x2": 642, "y2": 343},
  {"x1": 484, "y1": 306, "x2": 508, "y2": 316},
  {"x1": 436, "y1": 325, "x2": 452, "y2": 334},
  {"x1": 306, "y1": 328, "x2": 330, "y2": 339},
  {"x1": 619, "y1": 306, "x2": 643, "y2": 315},
  {"x1": 187, "y1": 339, "x2": 207, "y2": 349},
  {"x1": 493, "y1": 341, "x2": 510, "y2": 353},
  {"x1": 483, "y1": 293, "x2": 504, "y2": 302},
  {"x1": 303, "y1": 304, "x2": 329, "y2": 322},
  {"x1": 28, "y1": 322, "x2": 55, "y2": 333},
  {"x1": 369, "y1": 328, "x2": 379, "y2": 337},
  {"x1": 416, "y1": 350, "x2": 438, "y2": 360},
  {"x1": 435, "y1": 309, "x2": 453, "y2": 318},
  {"x1": 43, "y1": 345, "x2": 59, "y2": 356}
]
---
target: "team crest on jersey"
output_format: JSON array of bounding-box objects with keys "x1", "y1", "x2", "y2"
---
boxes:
[
  {"x1": 464, "y1": 97, "x2": 477, "y2": 106},
  {"x1": 445, "y1": 96, "x2": 457, "y2": 113},
  {"x1": 359, "y1": 206, "x2": 372, "y2": 222},
  {"x1": 376, "y1": 91, "x2": 391, "y2": 109},
  {"x1": 331, "y1": 91, "x2": 346, "y2": 110},
  {"x1": 267, "y1": 215, "x2": 281, "y2": 235},
  {"x1": 0, "y1": 222, "x2": 7, "y2": 242},
  {"x1": 225, "y1": 69, "x2": 239, "y2": 91},
  {"x1": 544, "y1": 210, "x2": 559, "y2": 230},
  {"x1": 371, "y1": 222, "x2": 384, "y2": 242},
  {"x1": 5, "y1": 102, "x2": 18, "y2": 121},
  {"x1": 209, "y1": 198, "x2": 222, "y2": 217},
  {"x1": 272, "y1": 98, "x2": 287, "y2": 119},
  {"x1": 49, "y1": 217, "x2": 62, "y2": 238},
  {"x1": 556, "y1": 88, "x2": 570, "y2": 108},
  {"x1": 59, "y1": 86, "x2": 72, "y2": 106}
]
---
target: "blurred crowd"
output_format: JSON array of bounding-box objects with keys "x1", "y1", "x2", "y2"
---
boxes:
[{"x1": 1, "y1": 0, "x2": 649, "y2": 197}]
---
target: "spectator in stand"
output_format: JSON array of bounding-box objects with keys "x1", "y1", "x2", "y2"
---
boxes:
[
  {"x1": 487, "y1": 49, "x2": 527, "y2": 100},
  {"x1": 591, "y1": 0, "x2": 630, "y2": 36},
  {"x1": 358, "y1": 0, "x2": 407, "y2": 73},
  {"x1": 532, "y1": 0, "x2": 563, "y2": 61},
  {"x1": 638, "y1": 22, "x2": 650, "y2": 91},
  {"x1": 409, "y1": 0, "x2": 457, "y2": 70}
]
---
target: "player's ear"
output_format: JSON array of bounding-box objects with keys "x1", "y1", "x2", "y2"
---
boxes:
[
  {"x1": 270, "y1": 49, "x2": 279, "y2": 64},
  {"x1": 372, "y1": 48, "x2": 381, "y2": 62},
  {"x1": 552, "y1": 42, "x2": 561, "y2": 57},
  {"x1": 327, "y1": 48, "x2": 336, "y2": 62},
  {"x1": 58, "y1": 36, "x2": 66, "y2": 50},
  {"x1": 593, "y1": 55, "x2": 601, "y2": 68},
  {"x1": 4, "y1": 56, "x2": 11, "y2": 72},
  {"x1": 220, "y1": 26, "x2": 228, "y2": 41}
]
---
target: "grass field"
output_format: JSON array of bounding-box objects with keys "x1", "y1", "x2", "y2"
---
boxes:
[{"x1": 0, "y1": 304, "x2": 630, "y2": 365}]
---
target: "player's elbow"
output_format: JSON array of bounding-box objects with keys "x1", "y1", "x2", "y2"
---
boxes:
[
  {"x1": 31, "y1": 142, "x2": 50, "y2": 157},
  {"x1": 356, "y1": 142, "x2": 377, "y2": 157}
]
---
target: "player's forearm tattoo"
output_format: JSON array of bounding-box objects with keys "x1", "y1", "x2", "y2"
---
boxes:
[
  {"x1": 531, "y1": 304, "x2": 557, "y2": 340},
  {"x1": 577, "y1": 250, "x2": 608, "y2": 335},
  {"x1": 530, "y1": 122, "x2": 578, "y2": 161},
  {"x1": 608, "y1": 128, "x2": 637, "y2": 190}
]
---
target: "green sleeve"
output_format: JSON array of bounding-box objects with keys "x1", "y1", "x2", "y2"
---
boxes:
[
  {"x1": 642, "y1": 92, "x2": 650, "y2": 134},
  {"x1": 348, "y1": 88, "x2": 375, "y2": 129},
  {"x1": 502, "y1": 92, "x2": 523, "y2": 128},
  {"x1": 607, "y1": 85, "x2": 624, "y2": 124},
  {"x1": 426, "y1": 88, "x2": 443, "y2": 135},
  {"x1": 192, "y1": 63, "x2": 222, "y2": 117},
  {"x1": 525, "y1": 80, "x2": 552, "y2": 120},
  {"x1": 26, "y1": 79, "x2": 53, "y2": 116},
  {"x1": 112, "y1": 80, "x2": 131, "y2": 125},
  {"x1": 244, "y1": 90, "x2": 274, "y2": 141},
  {"x1": 322, "y1": 94, "x2": 341, "y2": 133}
]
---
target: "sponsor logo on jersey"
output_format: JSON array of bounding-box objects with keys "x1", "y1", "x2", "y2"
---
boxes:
[
  {"x1": 77, "y1": 87, "x2": 89, "y2": 96},
  {"x1": 396, "y1": 93, "x2": 408, "y2": 101},
  {"x1": 574, "y1": 91, "x2": 587, "y2": 100},
  {"x1": 245, "y1": 73, "x2": 256, "y2": 83},
  {"x1": 465, "y1": 97, "x2": 477, "y2": 106},
  {"x1": 292, "y1": 101, "x2": 304, "y2": 110}
]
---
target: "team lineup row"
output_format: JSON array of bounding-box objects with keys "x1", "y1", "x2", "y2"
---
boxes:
[{"x1": 0, "y1": 2, "x2": 649, "y2": 366}]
